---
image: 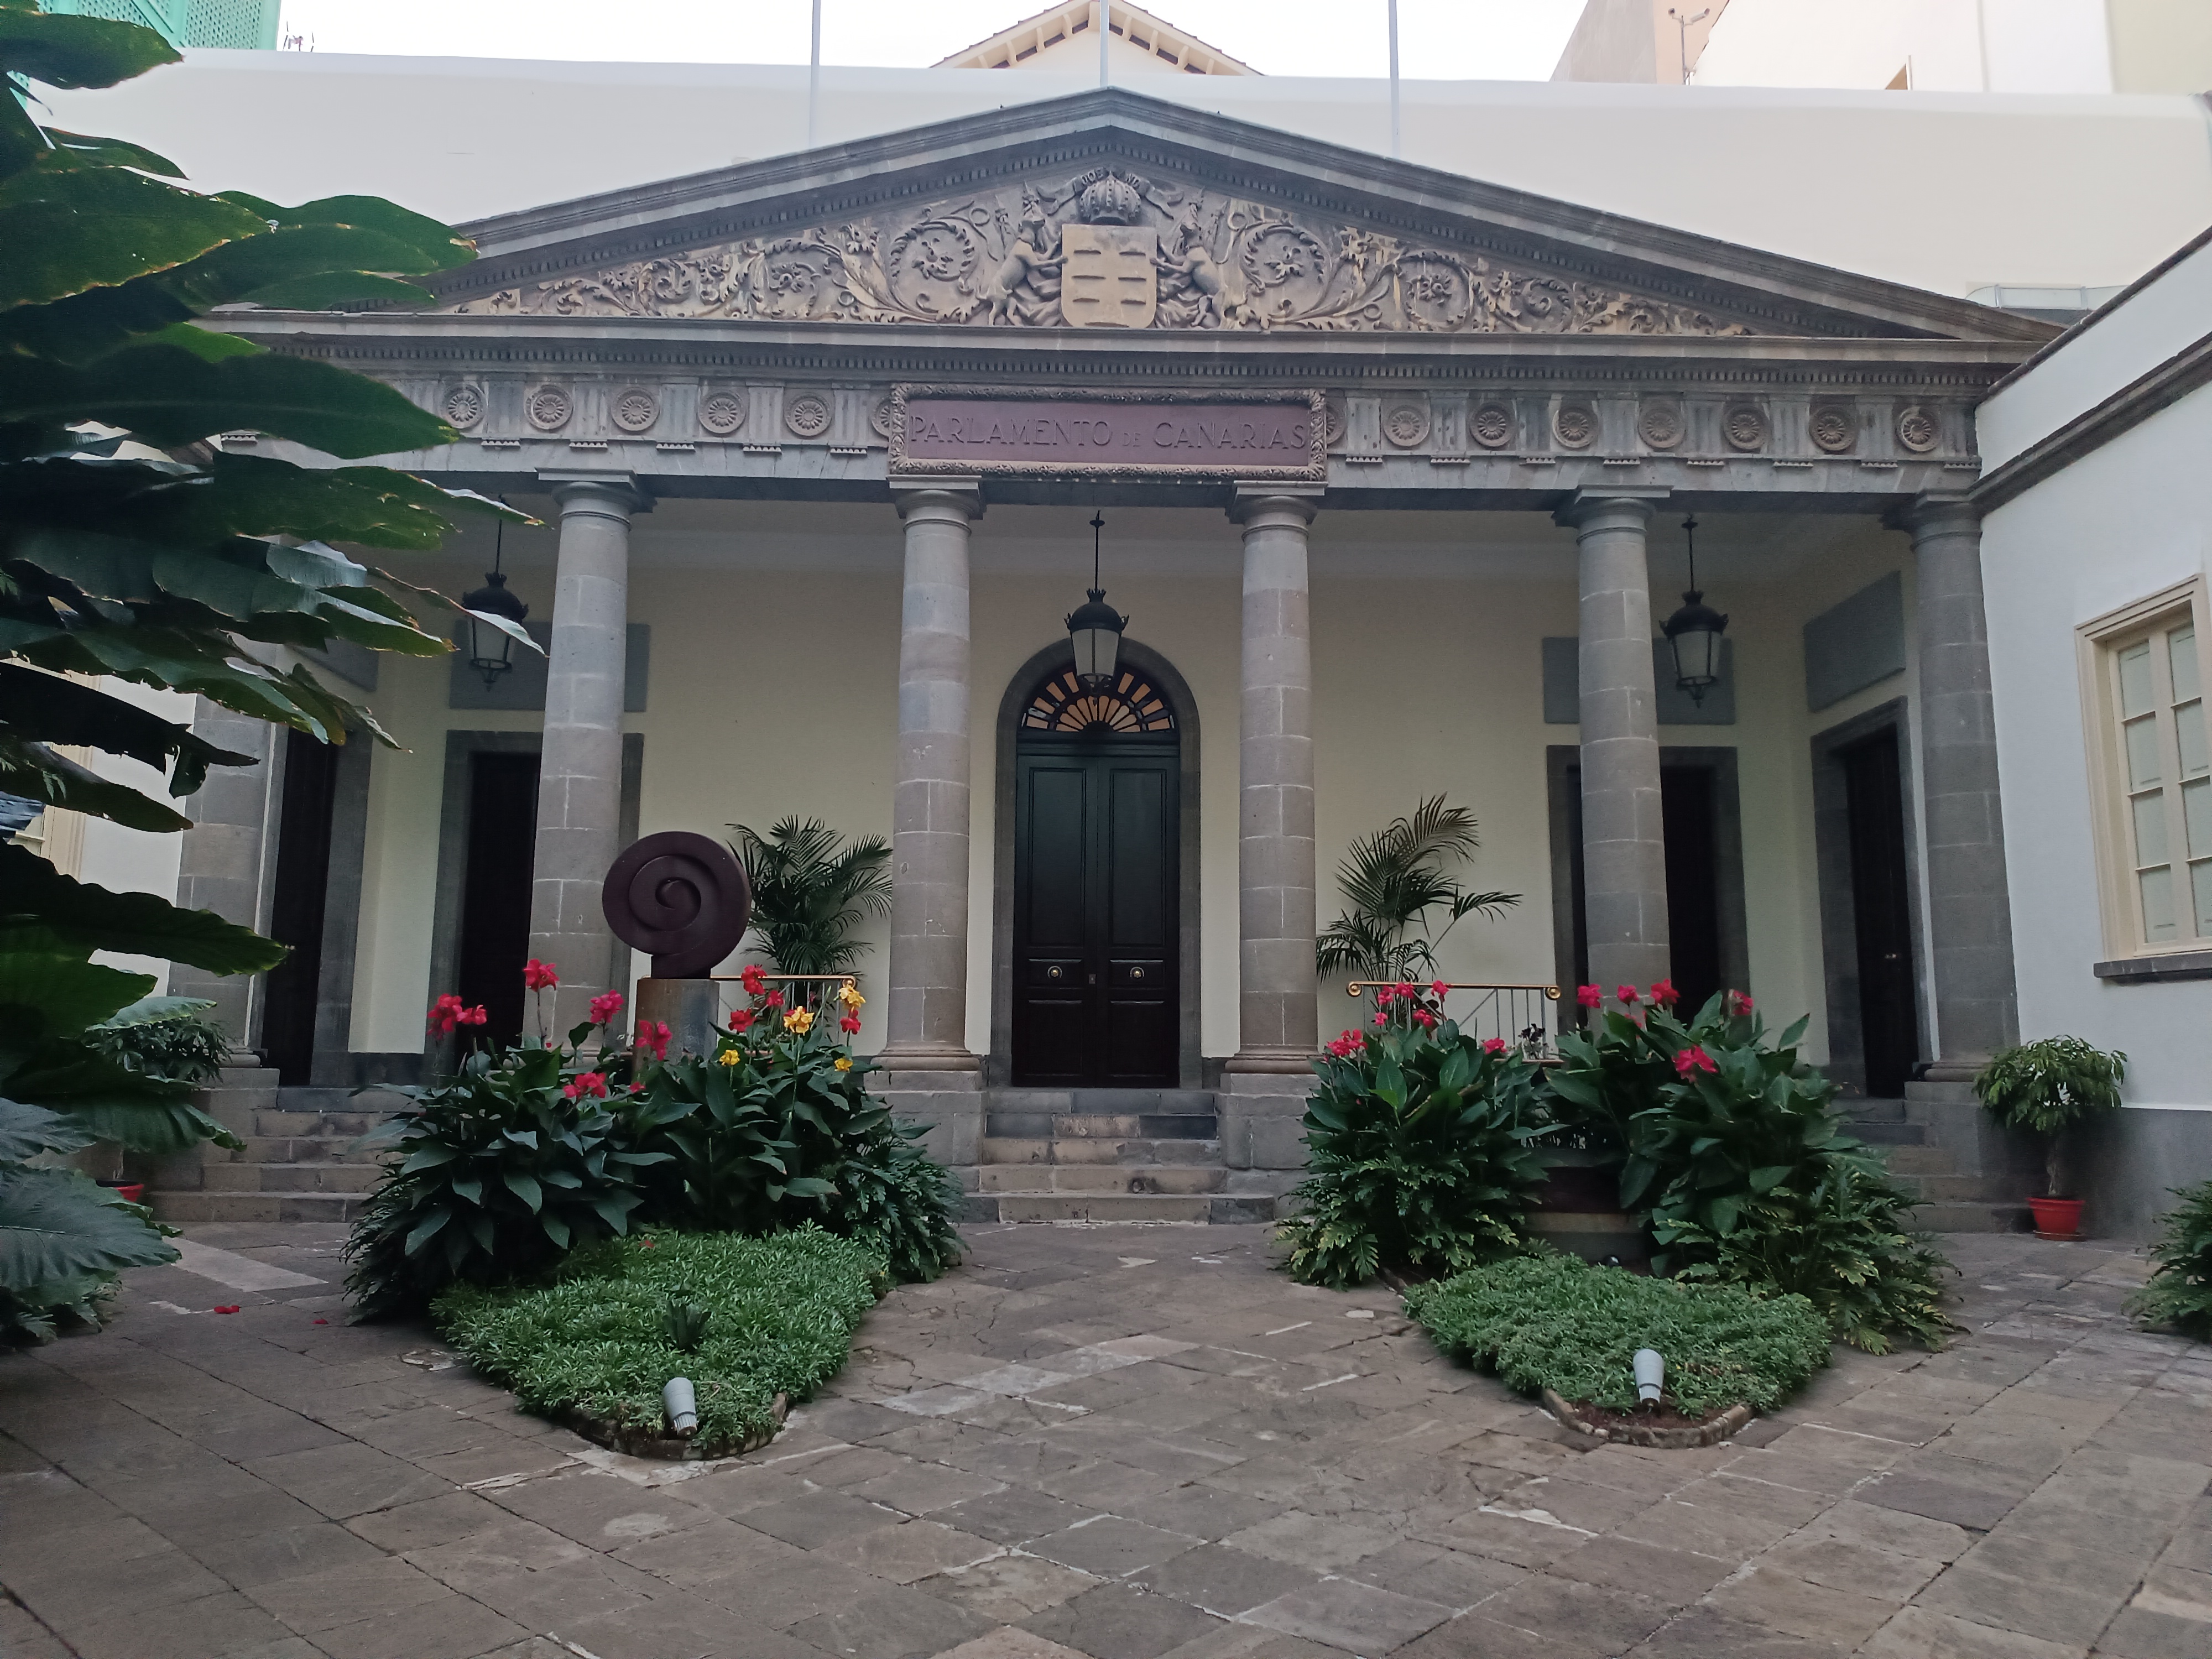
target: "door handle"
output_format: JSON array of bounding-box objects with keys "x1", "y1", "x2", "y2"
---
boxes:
[
  {"x1": 1087, "y1": 972, "x2": 1097, "y2": 985},
  {"x1": 1881, "y1": 952, "x2": 1901, "y2": 962}
]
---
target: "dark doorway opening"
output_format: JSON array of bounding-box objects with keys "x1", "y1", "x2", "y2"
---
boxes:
[
  {"x1": 1551, "y1": 748, "x2": 1746, "y2": 1019},
  {"x1": 262, "y1": 729, "x2": 342, "y2": 1085},
  {"x1": 456, "y1": 752, "x2": 540, "y2": 1044},
  {"x1": 1840, "y1": 728, "x2": 1919, "y2": 1095},
  {"x1": 1011, "y1": 665, "x2": 1179, "y2": 1087}
]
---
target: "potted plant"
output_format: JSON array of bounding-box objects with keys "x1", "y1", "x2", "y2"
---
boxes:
[{"x1": 1973, "y1": 1036, "x2": 2127, "y2": 1239}]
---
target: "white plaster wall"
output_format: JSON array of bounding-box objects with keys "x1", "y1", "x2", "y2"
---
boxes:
[
  {"x1": 1696, "y1": 0, "x2": 2115, "y2": 92},
  {"x1": 70, "y1": 679, "x2": 195, "y2": 990},
  {"x1": 345, "y1": 503, "x2": 1912, "y2": 1072},
  {"x1": 1982, "y1": 380, "x2": 2212, "y2": 1113},
  {"x1": 1979, "y1": 231, "x2": 2212, "y2": 469},
  {"x1": 41, "y1": 54, "x2": 2212, "y2": 299}
]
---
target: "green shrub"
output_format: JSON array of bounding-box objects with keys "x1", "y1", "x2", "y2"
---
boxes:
[
  {"x1": 729, "y1": 816, "x2": 891, "y2": 977},
  {"x1": 1405, "y1": 1253, "x2": 1832, "y2": 1416},
  {"x1": 1974, "y1": 1036, "x2": 2126, "y2": 1197},
  {"x1": 435, "y1": 1227, "x2": 882, "y2": 1454},
  {"x1": 1548, "y1": 989, "x2": 1948, "y2": 1352},
  {"x1": 87, "y1": 996, "x2": 230, "y2": 1086},
  {"x1": 1280, "y1": 985, "x2": 1551, "y2": 1288},
  {"x1": 622, "y1": 977, "x2": 960, "y2": 1284},
  {"x1": 2128, "y1": 1180, "x2": 2212, "y2": 1340},
  {"x1": 345, "y1": 1032, "x2": 656, "y2": 1320}
]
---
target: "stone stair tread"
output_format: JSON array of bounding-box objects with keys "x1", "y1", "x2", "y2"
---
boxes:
[
  {"x1": 146, "y1": 1190, "x2": 369, "y2": 1225},
  {"x1": 985, "y1": 1113, "x2": 1217, "y2": 1141},
  {"x1": 980, "y1": 1136, "x2": 1222, "y2": 1166},
  {"x1": 1908, "y1": 1201, "x2": 2032, "y2": 1233},
  {"x1": 973, "y1": 1164, "x2": 1225, "y2": 1195}
]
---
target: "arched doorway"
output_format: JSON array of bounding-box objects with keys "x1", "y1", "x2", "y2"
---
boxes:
[{"x1": 1000, "y1": 647, "x2": 1188, "y2": 1088}]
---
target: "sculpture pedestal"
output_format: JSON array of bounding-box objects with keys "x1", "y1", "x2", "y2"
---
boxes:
[{"x1": 637, "y1": 978, "x2": 721, "y2": 1061}]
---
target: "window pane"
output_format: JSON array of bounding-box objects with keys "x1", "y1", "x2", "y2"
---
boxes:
[
  {"x1": 2132, "y1": 790, "x2": 2172, "y2": 866},
  {"x1": 2141, "y1": 865, "x2": 2178, "y2": 940},
  {"x1": 2178, "y1": 700, "x2": 2209, "y2": 780},
  {"x1": 2194, "y1": 858, "x2": 2212, "y2": 937},
  {"x1": 2171, "y1": 623, "x2": 2200, "y2": 704},
  {"x1": 2187, "y1": 777, "x2": 2212, "y2": 860},
  {"x1": 2125, "y1": 713, "x2": 2164, "y2": 789},
  {"x1": 2120, "y1": 639, "x2": 2156, "y2": 716}
]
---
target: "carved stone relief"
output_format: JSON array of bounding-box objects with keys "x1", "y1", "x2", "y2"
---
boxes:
[
  {"x1": 611, "y1": 388, "x2": 658, "y2": 432},
  {"x1": 784, "y1": 393, "x2": 832, "y2": 438},
  {"x1": 1381, "y1": 397, "x2": 1431, "y2": 448},
  {"x1": 1723, "y1": 403, "x2": 1767, "y2": 451},
  {"x1": 1895, "y1": 403, "x2": 1939, "y2": 453},
  {"x1": 451, "y1": 164, "x2": 1755, "y2": 339},
  {"x1": 443, "y1": 384, "x2": 483, "y2": 429},
  {"x1": 698, "y1": 391, "x2": 745, "y2": 436},
  {"x1": 1809, "y1": 403, "x2": 1858, "y2": 454},
  {"x1": 1554, "y1": 401, "x2": 1598, "y2": 450},
  {"x1": 525, "y1": 385, "x2": 571, "y2": 431},
  {"x1": 1637, "y1": 398, "x2": 1684, "y2": 450},
  {"x1": 1469, "y1": 400, "x2": 1514, "y2": 450}
]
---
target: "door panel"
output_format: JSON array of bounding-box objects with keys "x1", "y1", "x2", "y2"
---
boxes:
[
  {"x1": 457, "y1": 752, "x2": 540, "y2": 1044},
  {"x1": 1841, "y1": 729, "x2": 1919, "y2": 1095},
  {"x1": 1013, "y1": 744, "x2": 1178, "y2": 1086}
]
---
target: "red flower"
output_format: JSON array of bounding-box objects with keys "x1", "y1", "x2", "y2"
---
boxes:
[
  {"x1": 634, "y1": 1020, "x2": 671, "y2": 1061},
  {"x1": 1616, "y1": 985, "x2": 1640, "y2": 1006},
  {"x1": 458, "y1": 1004, "x2": 487, "y2": 1026},
  {"x1": 562, "y1": 1071, "x2": 609, "y2": 1100},
  {"x1": 212, "y1": 1305, "x2": 240, "y2": 1314},
  {"x1": 1326, "y1": 1031, "x2": 1363, "y2": 1058},
  {"x1": 764, "y1": 990, "x2": 785, "y2": 1010},
  {"x1": 1394, "y1": 981, "x2": 1418, "y2": 1001},
  {"x1": 426, "y1": 993, "x2": 465, "y2": 1035},
  {"x1": 1577, "y1": 984, "x2": 1603, "y2": 1009},
  {"x1": 1726, "y1": 990, "x2": 1755, "y2": 1016},
  {"x1": 740, "y1": 964, "x2": 767, "y2": 997},
  {"x1": 523, "y1": 958, "x2": 559, "y2": 991},
  {"x1": 1373, "y1": 1012, "x2": 1389, "y2": 1026},
  {"x1": 1648, "y1": 980, "x2": 1679, "y2": 1008},
  {"x1": 589, "y1": 990, "x2": 626, "y2": 1026},
  {"x1": 1430, "y1": 979, "x2": 1451, "y2": 999},
  {"x1": 1481, "y1": 1037, "x2": 1507, "y2": 1056},
  {"x1": 839, "y1": 1014, "x2": 862, "y2": 1035},
  {"x1": 1674, "y1": 1045, "x2": 1718, "y2": 1078},
  {"x1": 729, "y1": 1008, "x2": 755, "y2": 1032},
  {"x1": 1412, "y1": 1008, "x2": 1438, "y2": 1029},
  {"x1": 1374, "y1": 985, "x2": 1396, "y2": 1007},
  {"x1": 312, "y1": 1318, "x2": 327, "y2": 1325}
]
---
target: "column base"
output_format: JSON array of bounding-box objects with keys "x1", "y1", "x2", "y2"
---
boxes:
[
  {"x1": 1218, "y1": 1065, "x2": 1315, "y2": 1172},
  {"x1": 874, "y1": 1048, "x2": 984, "y2": 1167},
  {"x1": 636, "y1": 979, "x2": 720, "y2": 1062}
]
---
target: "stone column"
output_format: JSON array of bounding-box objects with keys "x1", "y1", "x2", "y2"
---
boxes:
[
  {"x1": 1558, "y1": 489, "x2": 1671, "y2": 995},
  {"x1": 877, "y1": 482, "x2": 984, "y2": 1168},
  {"x1": 1221, "y1": 487, "x2": 1322, "y2": 1180},
  {"x1": 527, "y1": 474, "x2": 640, "y2": 1033},
  {"x1": 1906, "y1": 495, "x2": 2020, "y2": 1073}
]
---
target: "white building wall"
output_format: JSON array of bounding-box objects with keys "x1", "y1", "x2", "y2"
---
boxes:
[{"x1": 1694, "y1": 0, "x2": 2116, "y2": 91}]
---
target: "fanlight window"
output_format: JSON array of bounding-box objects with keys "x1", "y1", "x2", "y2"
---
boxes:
[{"x1": 1021, "y1": 667, "x2": 1176, "y2": 736}]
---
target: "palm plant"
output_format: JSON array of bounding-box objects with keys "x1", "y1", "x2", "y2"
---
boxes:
[
  {"x1": 1316, "y1": 797, "x2": 1519, "y2": 982},
  {"x1": 729, "y1": 817, "x2": 893, "y2": 976}
]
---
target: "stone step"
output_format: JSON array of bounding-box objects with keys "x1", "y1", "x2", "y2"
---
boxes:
[
  {"x1": 980, "y1": 1136, "x2": 1221, "y2": 1167},
  {"x1": 985, "y1": 1088, "x2": 1218, "y2": 1114},
  {"x1": 985, "y1": 1112, "x2": 1217, "y2": 1141},
  {"x1": 974, "y1": 1164, "x2": 1226, "y2": 1195},
  {"x1": 240, "y1": 1135, "x2": 390, "y2": 1165},
  {"x1": 1838, "y1": 1097, "x2": 1908, "y2": 1123},
  {"x1": 1850, "y1": 1121, "x2": 1928, "y2": 1145},
  {"x1": 1910, "y1": 1201, "x2": 2033, "y2": 1233},
  {"x1": 145, "y1": 1190, "x2": 370, "y2": 1225},
  {"x1": 205, "y1": 1162, "x2": 382, "y2": 1194},
  {"x1": 254, "y1": 1109, "x2": 389, "y2": 1140},
  {"x1": 967, "y1": 1190, "x2": 1274, "y2": 1224},
  {"x1": 1873, "y1": 1144, "x2": 1953, "y2": 1176}
]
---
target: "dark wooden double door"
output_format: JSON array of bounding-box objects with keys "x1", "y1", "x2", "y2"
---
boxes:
[{"x1": 1013, "y1": 741, "x2": 1178, "y2": 1086}]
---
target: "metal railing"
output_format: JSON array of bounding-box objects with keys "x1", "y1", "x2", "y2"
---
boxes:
[
  {"x1": 705, "y1": 973, "x2": 860, "y2": 1025},
  {"x1": 1345, "y1": 980, "x2": 1563, "y2": 1060}
]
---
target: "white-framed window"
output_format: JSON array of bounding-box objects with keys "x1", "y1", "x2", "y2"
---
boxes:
[{"x1": 2080, "y1": 578, "x2": 2212, "y2": 957}]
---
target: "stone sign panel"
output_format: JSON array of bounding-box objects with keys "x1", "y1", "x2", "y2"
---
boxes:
[{"x1": 890, "y1": 387, "x2": 1324, "y2": 480}]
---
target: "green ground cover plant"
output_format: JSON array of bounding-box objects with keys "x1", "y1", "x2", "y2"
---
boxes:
[
  {"x1": 2127, "y1": 1179, "x2": 2212, "y2": 1340},
  {"x1": 1404, "y1": 1252, "x2": 1832, "y2": 1416},
  {"x1": 1280, "y1": 982, "x2": 1550, "y2": 1288},
  {"x1": 435, "y1": 1227, "x2": 883, "y2": 1455}
]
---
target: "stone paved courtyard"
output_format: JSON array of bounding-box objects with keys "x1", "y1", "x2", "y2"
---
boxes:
[{"x1": 1, "y1": 1223, "x2": 2207, "y2": 1659}]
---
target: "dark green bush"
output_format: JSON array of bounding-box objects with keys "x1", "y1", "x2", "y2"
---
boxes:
[
  {"x1": 1280, "y1": 987, "x2": 1551, "y2": 1288},
  {"x1": 1405, "y1": 1252, "x2": 1832, "y2": 1416},
  {"x1": 1974, "y1": 1036, "x2": 2127, "y2": 1198},
  {"x1": 435, "y1": 1227, "x2": 882, "y2": 1454},
  {"x1": 87, "y1": 996, "x2": 231, "y2": 1086},
  {"x1": 2128, "y1": 1180, "x2": 2212, "y2": 1340}
]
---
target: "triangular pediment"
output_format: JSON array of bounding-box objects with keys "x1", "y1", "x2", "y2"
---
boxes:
[{"x1": 432, "y1": 87, "x2": 2049, "y2": 345}]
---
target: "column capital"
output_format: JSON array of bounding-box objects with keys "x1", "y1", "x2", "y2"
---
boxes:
[
  {"x1": 1891, "y1": 492, "x2": 1980, "y2": 536},
  {"x1": 539, "y1": 470, "x2": 649, "y2": 521},
  {"x1": 1229, "y1": 483, "x2": 1323, "y2": 527},
  {"x1": 891, "y1": 478, "x2": 984, "y2": 525},
  {"x1": 1553, "y1": 486, "x2": 1668, "y2": 531}
]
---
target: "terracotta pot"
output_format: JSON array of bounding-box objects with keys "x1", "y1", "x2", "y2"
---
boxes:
[
  {"x1": 2028, "y1": 1195, "x2": 2084, "y2": 1240},
  {"x1": 98, "y1": 1180, "x2": 146, "y2": 1206}
]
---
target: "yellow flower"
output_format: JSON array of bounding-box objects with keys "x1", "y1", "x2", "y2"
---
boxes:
[
  {"x1": 837, "y1": 982, "x2": 865, "y2": 1010},
  {"x1": 784, "y1": 1006, "x2": 814, "y2": 1034},
  {"x1": 834, "y1": 1056, "x2": 853, "y2": 1072},
  {"x1": 717, "y1": 1048, "x2": 740, "y2": 1067}
]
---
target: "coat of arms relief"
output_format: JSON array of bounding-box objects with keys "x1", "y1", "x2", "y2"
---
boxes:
[{"x1": 451, "y1": 167, "x2": 1752, "y2": 338}]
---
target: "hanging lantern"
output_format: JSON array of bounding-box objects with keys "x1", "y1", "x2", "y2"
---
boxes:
[
  {"x1": 1662, "y1": 514, "x2": 1728, "y2": 705},
  {"x1": 1066, "y1": 511, "x2": 1128, "y2": 691},
  {"x1": 460, "y1": 518, "x2": 530, "y2": 690}
]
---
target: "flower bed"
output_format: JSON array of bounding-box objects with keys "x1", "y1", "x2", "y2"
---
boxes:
[{"x1": 434, "y1": 1227, "x2": 883, "y2": 1458}]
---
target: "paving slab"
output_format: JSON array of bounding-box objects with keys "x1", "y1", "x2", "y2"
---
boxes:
[{"x1": 0, "y1": 1223, "x2": 2198, "y2": 1659}]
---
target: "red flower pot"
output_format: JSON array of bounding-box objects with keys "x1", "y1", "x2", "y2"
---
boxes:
[
  {"x1": 98, "y1": 1180, "x2": 146, "y2": 1206},
  {"x1": 2028, "y1": 1195, "x2": 2085, "y2": 1240}
]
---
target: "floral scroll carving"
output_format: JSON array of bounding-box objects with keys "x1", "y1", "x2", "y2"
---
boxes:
[{"x1": 453, "y1": 167, "x2": 1754, "y2": 340}]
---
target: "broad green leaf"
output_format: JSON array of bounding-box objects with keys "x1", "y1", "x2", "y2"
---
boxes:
[
  {"x1": 0, "y1": 931, "x2": 153, "y2": 1036},
  {"x1": 34, "y1": 128, "x2": 182, "y2": 178},
  {"x1": 0, "y1": 1097, "x2": 93, "y2": 1160},
  {"x1": 539, "y1": 1209, "x2": 570, "y2": 1248},
  {"x1": 0, "y1": 843, "x2": 286, "y2": 972},
  {"x1": 0, "y1": 1165, "x2": 174, "y2": 1291},
  {"x1": 239, "y1": 272, "x2": 437, "y2": 311},
  {"x1": 0, "y1": 665, "x2": 253, "y2": 795},
  {"x1": 0, "y1": 168, "x2": 270, "y2": 311},
  {"x1": 0, "y1": 9, "x2": 178, "y2": 92},
  {"x1": 88, "y1": 994, "x2": 213, "y2": 1029},
  {"x1": 1748, "y1": 1164, "x2": 1793, "y2": 1194},
  {"x1": 0, "y1": 735, "x2": 192, "y2": 831},
  {"x1": 404, "y1": 1207, "x2": 451, "y2": 1255},
  {"x1": 503, "y1": 1170, "x2": 542, "y2": 1212}
]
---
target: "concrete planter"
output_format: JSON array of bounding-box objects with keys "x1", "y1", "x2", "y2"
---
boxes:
[{"x1": 1525, "y1": 1149, "x2": 1647, "y2": 1265}]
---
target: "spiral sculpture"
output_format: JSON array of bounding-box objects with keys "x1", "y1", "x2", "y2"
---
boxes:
[{"x1": 601, "y1": 832, "x2": 752, "y2": 978}]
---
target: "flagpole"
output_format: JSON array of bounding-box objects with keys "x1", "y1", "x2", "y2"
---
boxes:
[
  {"x1": 1098, "y1": 0, "x2": 1109, "y2": 86},
  {"x1": 807, "y1": 0, "x2": 822, "y2": 148},
  {"x1": 1387, "y1": 0, "x2": 1401, "y2": 158}
]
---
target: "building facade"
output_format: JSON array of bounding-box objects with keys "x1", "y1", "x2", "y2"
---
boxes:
[{"x1": 123, "y1": 84, "x2": 2178, "y2": 1227}]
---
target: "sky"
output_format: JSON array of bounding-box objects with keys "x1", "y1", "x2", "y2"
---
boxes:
[{"x1": 270, "y1": 1, "x2": 1589, "y2": 80}]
